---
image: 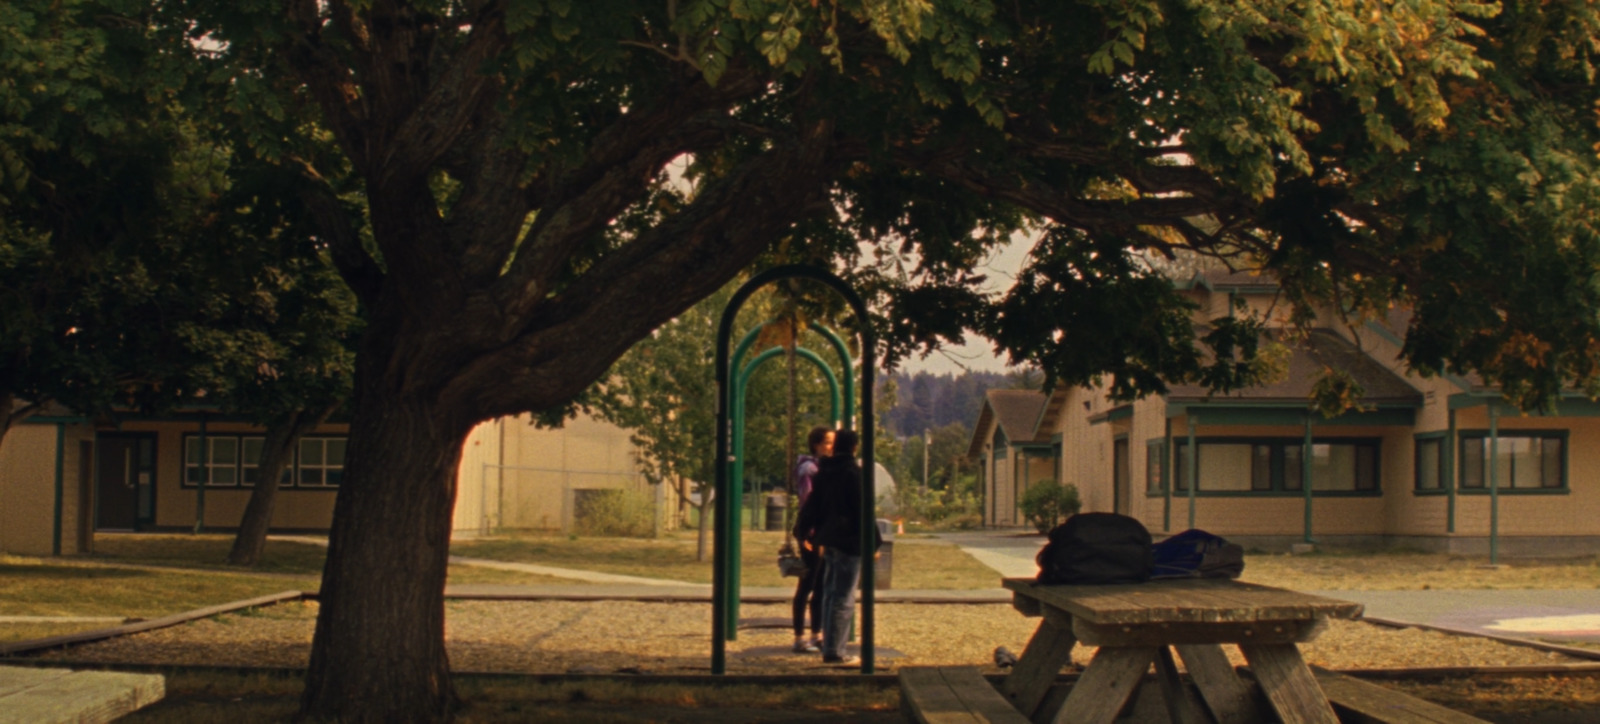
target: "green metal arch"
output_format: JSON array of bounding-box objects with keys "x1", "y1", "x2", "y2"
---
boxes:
[
  {"x1": 723, "y1": 345, "x2": 841, "y2": 630},
  {"x1": 713, "y1": 265, "x2": 878, "y2": 675}
]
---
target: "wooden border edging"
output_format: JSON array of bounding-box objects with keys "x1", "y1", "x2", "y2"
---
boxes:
[
  {"x1": 1362, "y1": 616, "x2": 1600, "y2": 662},
  {"x1": 8, "y1": 659, "x2": 1600, "y2": 684},
  {"x1": 0, "y1": 590, "x2": 306, "y2": 657}
]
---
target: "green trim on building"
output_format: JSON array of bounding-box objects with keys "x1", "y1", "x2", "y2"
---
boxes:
[{"x1": 1165, "y1": 403, "x2": 1415, "y2": 427}]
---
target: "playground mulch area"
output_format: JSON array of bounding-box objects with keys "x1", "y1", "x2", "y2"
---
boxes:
[{"x1": 25, "y1": 598, "x2": 1588, "y2": 675}]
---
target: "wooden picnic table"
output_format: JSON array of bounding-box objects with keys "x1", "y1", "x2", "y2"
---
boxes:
[{"x1": 1000, "y1": 577, "x2": 1364, "y2": 724}]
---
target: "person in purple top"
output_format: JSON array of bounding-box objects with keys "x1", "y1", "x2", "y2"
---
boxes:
[{"x1": 790, "y1": 425, "x2": 833, "y2": 653}]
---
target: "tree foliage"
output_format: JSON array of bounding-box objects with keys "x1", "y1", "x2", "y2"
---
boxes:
[{"x1": 26, "y1": 0, "x2": 1595, "y2": 719}]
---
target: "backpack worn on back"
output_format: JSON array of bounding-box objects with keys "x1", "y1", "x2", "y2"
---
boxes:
[
  {"x1": 1035, "y1": 512, "x2": 1152, "y2": 585},
  {"x1": 1150, "y1": 529, "x2": 1245, "y2": 580}
]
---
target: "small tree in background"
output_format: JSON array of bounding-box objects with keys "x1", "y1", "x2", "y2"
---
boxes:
[{"x1": 1021, "y1": 481, "x2": 1082, "y2": 534}]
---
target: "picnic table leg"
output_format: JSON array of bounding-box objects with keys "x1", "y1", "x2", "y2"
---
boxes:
[
  {"x1": 1154, "y1": 646, "x2": 1213, "y2": 724},
  {"x1": 1001, "y1": 618, "x2": 1077, "y2": 719},
  {"x1": 1174, "y1": 644, "x2": 1264, "y2": 724},
  {"x1": 1239, "y1": 643, "x2": 1339, "y2": 724},
  {"x1": 1049, "y1": 646, "x2": 1157, "y2": 724}
]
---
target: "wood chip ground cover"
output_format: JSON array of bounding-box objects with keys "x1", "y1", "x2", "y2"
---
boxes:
[{"x1": 25, "y1": 599, "x2": 1587, "y2": 675}]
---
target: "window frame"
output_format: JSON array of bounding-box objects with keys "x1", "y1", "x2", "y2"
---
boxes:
[
  {"x1": 1413, "y1": 432, "x2": 1448, "y2": 495},
  {"x1": 181, "y1": 432, "x2": 347, "y2": 490},
  {"x1": 1168, "y1": 436, "x2": 1383, "y2": 497},
  {"x1": 1455, "y1": 429, "x2": 1569, "y2": 495},
  {"x1": 1144, "y1": 438, "x2": 1167, "y2": 495}
]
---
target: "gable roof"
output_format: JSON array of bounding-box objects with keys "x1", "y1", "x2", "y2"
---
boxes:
[
  {"x1": 1167, "y1": 328, "x2": 1422, "y2": 405},
  {"x1": 967, "y1": 389, "x2": 1048, "y2": 458}
]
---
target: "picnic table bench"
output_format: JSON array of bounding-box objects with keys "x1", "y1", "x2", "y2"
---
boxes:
[
  {"x1": 899, "y1": 578, "x2": 1494, "y2": 724},
  {"x1": 1002, "y1": 577, "x2": 1360, "y2": 724}
]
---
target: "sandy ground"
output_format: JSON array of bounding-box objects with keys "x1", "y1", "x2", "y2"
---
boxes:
[{"x1": 26, "y1": 599, "x2": 1588, "y2": 675}]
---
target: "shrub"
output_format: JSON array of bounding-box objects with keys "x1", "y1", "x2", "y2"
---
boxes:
[
  {"x1": 1020, "y1": 481, "x2": 1081, "y2": 533},
  {"x1": 573, "y1": 487, "x2": 656, "y2": 538},
  {"x1": 888, "y1": 477, "x2": 983, "y2": 531}
]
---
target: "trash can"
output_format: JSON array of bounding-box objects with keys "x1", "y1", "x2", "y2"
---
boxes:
[
  {"x1": 765, "y1": 493, "x2": 787, "y2": 531},
  {"x1": 874, "y1": 518, "x2": 895, "y2": 590}
]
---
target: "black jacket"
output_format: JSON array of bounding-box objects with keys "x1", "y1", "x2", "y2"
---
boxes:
[{"x1": 793, "y1": 454, "x2": 881, "y2": 556}]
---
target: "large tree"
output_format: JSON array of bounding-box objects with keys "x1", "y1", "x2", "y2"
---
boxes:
[{"x1": 144, "y1": 0, "x2": 1600, "y2": 719}]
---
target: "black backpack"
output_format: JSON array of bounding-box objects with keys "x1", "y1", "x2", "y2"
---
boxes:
[{"x1": 1035, "y1": 512, "x2": 1153, "y2": 585}]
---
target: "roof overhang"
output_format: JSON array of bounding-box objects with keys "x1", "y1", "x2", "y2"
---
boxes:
[{"x1": 1166, "y1": 402, "x2": 1418, "y2": 427}]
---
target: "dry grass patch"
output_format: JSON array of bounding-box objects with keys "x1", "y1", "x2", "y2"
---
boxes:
[
  {"x1": 36, "y1": 599, "x2": 1587, "y2": 675},
  {"x1": 1241, "y1": 551, "x2": 1600, "y2": 590},
  {"x1": 1388, "y1": 675, "x2": 1600, "y2": 721}
]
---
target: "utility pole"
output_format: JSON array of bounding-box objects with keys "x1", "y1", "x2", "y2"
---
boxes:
[{"x1": 923, "y1": 428, "x2": 930, "y2": 491}]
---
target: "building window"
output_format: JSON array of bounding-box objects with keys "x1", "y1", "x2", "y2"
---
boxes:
[
  {"x1": 1145, "y1": 440, "x2": 1165, "y2": 493},
  {"x1": 1415, "y1": 436, "x2": 1445, "y2": 491},
  {"x1": 296, "y1": 437, "x2": 346, "y2": 486},
  {"x1": 1459, "y1": 432, "x2": 1564, "y2": 490},
  {"x1": 184, "y1": 433, "x2": 346, "y2": 489},
  {"x1": 186, "y1": 436, "x2": 240, "y2": 487},
  {"x1": 1172, "y1": 438, "x2": 1380, "y2": 494}
]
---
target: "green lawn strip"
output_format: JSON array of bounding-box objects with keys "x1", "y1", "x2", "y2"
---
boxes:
[
  {"x1": 450, "y1": 531, "x2": 999, "y2": 589},
  {"x1": 119, "y1": 669, "x2": 898, "y2": 724},
  {"x1": 89, "y1": 534, "x2": 328, "y2": 575},
  {"x1": 0, "y1": 561, "x2": 316, "y2": 618},
  {"x1": 889, "y1": 539, "x2": 1003, "y2": 590},
  {"x1": 1241, "y1": 552, "x2": 1600, "y2": 591}
]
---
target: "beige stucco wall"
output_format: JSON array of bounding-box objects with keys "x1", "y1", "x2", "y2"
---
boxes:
[
  {"x1": 0, "y1": 422, "x2": 92, "y2": 556},
  {"x1": 475, "y1": 412, "x2": 648, "y2": 533}
]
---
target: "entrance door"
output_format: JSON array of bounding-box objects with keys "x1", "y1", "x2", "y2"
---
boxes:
[
  {"x1": 1112, "y1": 437, "x2": 1130, "y2": 516},
  {"x1": 96, "y1": 435, "x2": 155, "y2": 530}
]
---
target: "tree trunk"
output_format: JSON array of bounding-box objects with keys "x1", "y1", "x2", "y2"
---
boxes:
[
  {"x1": 676, "y1": 474, "x2": 689, "y2": 530},
  {"x1": 696, "y1": 490, "x2": 710, "y2": 563},
  {"x1": 227, "y1": 406, "x2": 337, "y2": 567},
  {"x1": 300, "y1": 388, "x2": 471, "y2": 722}
]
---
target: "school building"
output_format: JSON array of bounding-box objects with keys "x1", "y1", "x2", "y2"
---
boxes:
[{"x1": 971, "y1": 270, "x2": 1600, "y2": 555}]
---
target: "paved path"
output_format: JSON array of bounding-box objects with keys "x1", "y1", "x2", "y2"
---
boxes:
[{"x1": 272, "y1": 534, "x2": 699, "y2": 587}]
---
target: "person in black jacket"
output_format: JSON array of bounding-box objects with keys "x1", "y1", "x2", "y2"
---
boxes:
[{"x1": 792, "y1": 429, "x2": 880, "y2": 665}]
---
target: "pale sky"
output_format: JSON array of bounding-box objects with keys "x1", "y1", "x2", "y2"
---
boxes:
[{"x1": 893, "y1": 230, "x2": 1040, "y2": 376}]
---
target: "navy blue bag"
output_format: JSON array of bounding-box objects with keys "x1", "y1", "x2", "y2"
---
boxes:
[{"x1": 1150, "y1": 529, "x2": 1245, "y2": 580}]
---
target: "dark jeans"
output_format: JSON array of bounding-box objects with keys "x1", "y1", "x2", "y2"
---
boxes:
[
  {"x1": 820, "y1": 547, "x2": 862, "y2": 659},
  {"x1": 792, "y1": 545, "x2": 824, "y2": 637}
]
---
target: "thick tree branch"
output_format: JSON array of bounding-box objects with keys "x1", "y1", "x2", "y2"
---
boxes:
[
  {"x1": 490, "y1": 69, "x2": 769, "y2": 326},
  {"x1": 378, "y1": 2, "x2": 509, "y2": 189},
  {"x1": 292, "y1": 160, "x2": 384, "y2": 307},
  {"x1": 285, "y1": 0, "x2": 371, "y2": 173},
  {"x1": 906, "y1": 154, "x2": 1233, "y2": 231},
  {"x1": 445, "y1": 120, "x2": 845, "y2": 420},
  {"x1": 446, "y1": 113, "x2": 532, "y2": 285}
]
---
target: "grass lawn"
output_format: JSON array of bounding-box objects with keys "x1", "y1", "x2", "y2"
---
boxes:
[
  {"x1": 120, "y1": 669, "x2": 899, "y2": 723},
  {"x1": 1241, "y1": 551, "x2": 1600, "y2": 590},
  {"x1": 87, "y1": 533, "x2": 580, "y2": 586},
  {"x1": 450, "y1": 530, "x2": 1002, "y2": 589},
  {"x1": 0, "y1": 557, "x2": 313, "y2": 619}
]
